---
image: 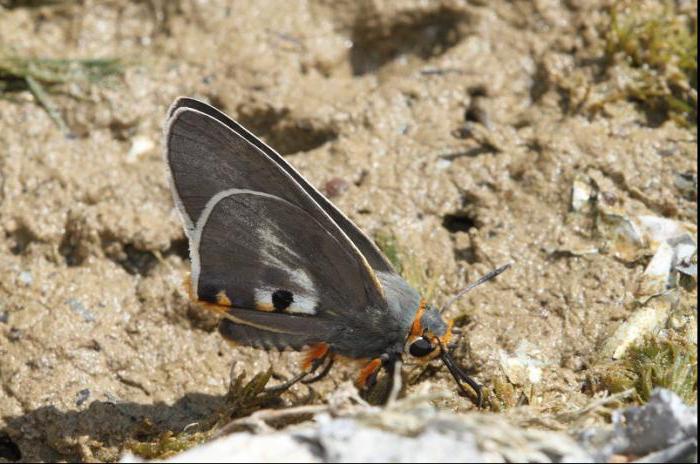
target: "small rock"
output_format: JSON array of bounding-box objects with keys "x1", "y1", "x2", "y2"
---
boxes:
[
  {"x1": 8, "y1": 327, "x2": 22, "y2": 342},
  {"x1": 582, "y1": 389, "x2": 698, "y2": 462},
  {"x1": 614, "y1": 389, "x2": 697, "y2": 457},
  {"x1": 130, "y1": 396, "x2": 592, "y2": 463},
  {"x1": 498, "y1": 341, "x2": 545, "y2": 385},
  {"x1": 126, "y1": 136, "x2": 155, "y2": 163},
  {"x1": 75, "y1": 388, "x2": 91, "y2": 406},
  {"x1": 67, "y1": 299, "x2": 96, "y2": 322},
  {"x1": 18, "y1": 271, "x2": 33, "y2": 286},
  {"x1": 324, "y1": 177, "x2": 349, "y2": 198},
  {"x1": 674, "y1": 171, "x2": 697, "y2": 199},
  {"x1": 571, "y1": 175, "x2": 594, "y2": 211},
  {"x1": 104, "y1": 392, "x2": 120, "y2": 404}
]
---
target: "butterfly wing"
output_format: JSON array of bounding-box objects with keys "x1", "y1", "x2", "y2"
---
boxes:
[
  {"x1": 193, "y1": 189, "x2": 374, "y2": 314},
  {"x1": 167, "y1": 97, "x2": 395, "y2": 274},
  {"x1": 165, "y1": 106, "x2": 387, "y2": 306},
  {"x1": 189, "y1": 189, "x2": 380, "y2": 349}
]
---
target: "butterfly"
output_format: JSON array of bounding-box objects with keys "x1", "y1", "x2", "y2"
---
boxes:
[{"x1": 164, "y1": 97, "x2": 509, "y2": 405}]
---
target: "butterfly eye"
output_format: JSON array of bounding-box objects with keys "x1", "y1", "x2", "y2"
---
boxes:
[{"x1": 409, "y1": 337, "x2": 434, "y2": 357}]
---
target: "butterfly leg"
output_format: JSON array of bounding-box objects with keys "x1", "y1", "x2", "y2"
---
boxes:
[
  {"x1": 382, "y1": 353, "x2": 403, "y2": 405},
  {"x1": 264, "y1": 343, "x2": 332, "y2": 393},
  {"x1": 302, "y1": 355, "x2": 335, "y2": 384},
  {"x1": 356, "y1": 358, "x2": 382, "y2": 389},
  {"x1": 264, "y1": 370, "x2": 309, "y2": 393},
  {"x1": 357, "y1": 354, "x2": 404, "y2": 405}
]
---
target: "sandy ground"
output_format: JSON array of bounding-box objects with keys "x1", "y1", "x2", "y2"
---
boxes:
[{"x1": 0, "y1": 0, "x2": 696, "y2": 461}]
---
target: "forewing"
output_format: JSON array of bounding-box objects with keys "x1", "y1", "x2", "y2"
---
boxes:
[
  {"x1": 193, "y1": 190, "x2": 376, "y2": 328},
  {"x1": 165, "y1": 107, "x2": 386, "y2": 306},
  {"x1": 167, "y1": 97, "x2": 395, "y2": 274}
]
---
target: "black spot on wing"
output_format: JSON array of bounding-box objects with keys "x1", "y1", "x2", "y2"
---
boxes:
[{"x1": 272, "y1": 289, "x2": 294, "y2": 311}]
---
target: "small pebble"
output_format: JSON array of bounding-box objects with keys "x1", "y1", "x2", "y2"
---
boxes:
[
  {"x1": 601, "y1": 191, "x2": 617, "y2": 205},
  {"x1": 18, "y1": 271, "x2": 33, "y2": 286},
  {"x1": 67, "y1": 299, "x2": 96, "y2": 322},
  {"x1": 8, "y1": 327, "x2": 21, "y2": 342},
  {"x1": 75, "y1": 388, "x2": 91, "y2": 406},
  {"x1": 104, "y1": 392, "x2": 120, "y2": 404},
  {"x1": 436, "y1": 159, "x2": 452, "y2": 170},
  {"x1": 674, "y1": 171, "x2": 697, "y2": 199},
  {"x1": 324, "y1": 177, "x2": 349, "y2": 198},
  {"x1": 126, "y1": 136, "x2": 155, "y2": 163},
  {"x1": 0, "y1": 312, "x2": 7, "y2": 323},
  {"x1": 657, "y1": 146, "x2": 678, "y2": 157}
]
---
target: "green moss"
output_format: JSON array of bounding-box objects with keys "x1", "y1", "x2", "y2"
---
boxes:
[
  {"x1": 598, "y1": 336, "x2": 697, "y2": 404},
  {"x1": 374, "y1": 232, "x2": 404, "y2": 274},
  {"x1": 603, "y1": 0, "x2": 697, "y2": 126},
  {"x1": 627, "y1": 337, "x2": 697, "y2": 403},
  {"x1": 0, "y1": 52, "x2": 123, "y2": 132},
  {"x1": 128, "y1": 430, "x2": 210, "y2": 461},
  {"x1": 374, "y1": 231, "x2": 438, "y2": 302}
]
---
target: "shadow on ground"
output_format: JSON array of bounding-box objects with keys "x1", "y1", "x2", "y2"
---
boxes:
[{"x1": 1, "y1": 392, "x2": 225, "y2": 462}]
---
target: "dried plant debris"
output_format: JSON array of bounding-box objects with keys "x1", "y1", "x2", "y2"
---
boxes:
[
  {"x1": 489, "y1": 375, "x2": 519, "y2": 411},
  {"x1": 217, "y1": 368, "x2": 284, "y2": 424},
  {"x1": 597, "y1": 211, "x2": 696, "y2": 360},
  {"x1": 568, "y1": 172, "x2": 697, "y2": 361},
  {"x1": 0, "y1": 52, "x2": 123, "y2": 133}
]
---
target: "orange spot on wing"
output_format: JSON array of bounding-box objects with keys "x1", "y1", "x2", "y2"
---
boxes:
[
  {"x1": 183, "y1": 273, "x2": 232, "y2": 316},
  {"x1": 216, "y1": 290, "x2": 232, "y2": 306},
  {"x1": 198, "y1": 301, "x2": 230, "y2": 316},
  {"x1": 255, "y1": 302, "x2": 275, "y2": 312},
  {"x1": 356, "y1": 358, "x2": 382, "y2": 387},
  {"x1": 302, "y1": 342, "x2": 330, "y2": 370},
  {"x1": 409, "y1": 299, "x2": 427, "y2": 337}
]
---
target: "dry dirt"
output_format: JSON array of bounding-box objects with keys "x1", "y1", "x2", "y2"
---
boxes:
[{"x1": 0, "y1": 0, "x2": 696, "y2": 461}]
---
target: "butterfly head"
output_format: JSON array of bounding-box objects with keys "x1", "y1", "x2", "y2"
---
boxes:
[
  {"x1": 403, "y1": 301, "x2": 482, "y2": 404},
  {"x1": 401, "y1": 264, "x2": 512, "y2": 406},
  {"x1": 403, "y1": 264, "x2": 511, "y2": 364},
  {"x1": 404, "y1": 301, "x2": 452, "y2": 361}
]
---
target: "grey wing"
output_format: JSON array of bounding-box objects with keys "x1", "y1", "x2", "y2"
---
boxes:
[
  {"x1": 218, "y1": 316, "x2": 333, "y2": 351},
  {"x1": 191, "y1": 190, "x2": 375, "y2": 348},
  {"x1": 167, "y1": 97, "x2": 395, "y2": 274},
  {"x1": 165, "y1": 106, "x2": 386, "y2": 307}
]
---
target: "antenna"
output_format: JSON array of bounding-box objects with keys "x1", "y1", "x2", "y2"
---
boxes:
[{"x1": 439, "y1": 262, "x2": 512, "y2": 314}]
